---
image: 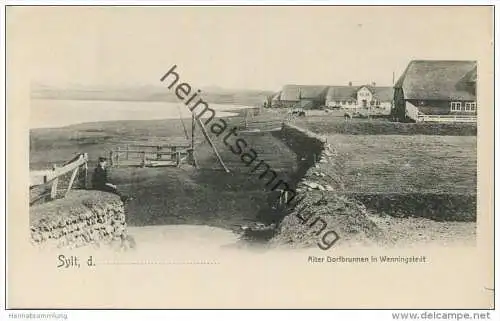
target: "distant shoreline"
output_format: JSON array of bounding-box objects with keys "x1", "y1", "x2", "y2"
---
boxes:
[
  {"x1": 30, "y1": 98, "x2": 256, "y2": 130},
  {"x1": 31, "y1": 96, "x2": 248, "y2": 104},
  {"x1": 30, "y1": 103, "x2": 252, "y2": 132},
  {"x1": 31, "y1": 86, "x2": 272, "y2": 106}
]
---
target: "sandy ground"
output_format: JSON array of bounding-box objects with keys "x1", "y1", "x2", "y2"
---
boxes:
[
  {"x1": 122, "y1": 214, "x2": 476, "y2": 253},
  {"x1": 126, "y1": 225, "x2": 242, "y2": 253},
  {"x1": 365, "y1": 213, "x2": 476, "y2": 248}
]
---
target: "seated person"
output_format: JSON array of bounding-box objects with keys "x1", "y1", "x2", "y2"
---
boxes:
[{"x1": 92, "y1": 157, "x2": 131, "y2": 202}]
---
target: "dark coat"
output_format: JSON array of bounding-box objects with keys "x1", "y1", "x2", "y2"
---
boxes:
[{"x1": 92, "y1": 165, "x2": 109, "y2": 189}]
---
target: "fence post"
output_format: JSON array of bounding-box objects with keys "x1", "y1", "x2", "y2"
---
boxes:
[
  {"x1": 176, "y1": 151, "x2": 181, "y2": 167},
  {"x1": 171, "y1": 146, "x2": 176, "y2": 161},
  {"x1": 109, "y1": 150, "x2": 114, "y2": 167},
  {"x1": 141, "y1": 151, "x2": 146, "y2": 167},
  {"x1": 50, "y1": 164, "x2": 59, "y2": 200}
]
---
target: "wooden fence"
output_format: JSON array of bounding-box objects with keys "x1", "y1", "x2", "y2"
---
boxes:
[
  {"x1": 29, "y1": 153, "x2": 89, "y2": 206},
  {"x1": 405, "y1": 102, "x2": 477, "y2": 123},
  {"x1": 109, "y1": 143, "x2": 194, "y2": 168},
  {"x1": 416, "y1": 114, "x2": 477, "y2": 123}
]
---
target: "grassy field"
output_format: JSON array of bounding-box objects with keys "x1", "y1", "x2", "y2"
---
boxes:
[
  {"x1": 292, "y1": 113, "x2": 477, "y2": 136},
  {"x1": 29, "y1": 107, "x2": 288, "y2": 169},
  {"x1": 30, "y1": 107, "x2": 478, "y2": 246},
  {"x1": 30, "y1": 118, "x2": 200, "y2": 169},
  {"x1": 316, "y1": 134, "x2": 477, "y2": 222},
  {"x1": 326, "y1": 134, "x2": 477, "y2": 194},
  {"x1": 30, "y1": 109, "x2": 298, "y2": 231}
]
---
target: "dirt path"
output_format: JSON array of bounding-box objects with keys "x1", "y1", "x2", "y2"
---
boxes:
[
  {"x1": 366, "y1": 213, "x2": 476, "y2": 247},
  {"x1": 126, "y1": 225, "x2": 240, "y2": 249}
]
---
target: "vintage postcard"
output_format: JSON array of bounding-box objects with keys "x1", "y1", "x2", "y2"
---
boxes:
[{"x1": 5, "y1": 5, "x2": 495, "y2": 309}]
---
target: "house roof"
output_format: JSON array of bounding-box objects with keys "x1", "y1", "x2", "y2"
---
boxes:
[
  {"x1": 326, "y1": 85, "x2": 394, "y2": 101},
  {"x1": 370, "y1": 86, "x2": 394, "y2": 102},
  {"x1": 463, "y1": 67, "x2": 477, "y2": 83},
  {"x1": 280, "y1": 85, "x2": 329, "y2": 101},
  {"x1": 395, "y1": 60, "x2": 477, "y2": 100},
  {"x1": 326, "y1": 86, "x2": 357, "y2": 100}
]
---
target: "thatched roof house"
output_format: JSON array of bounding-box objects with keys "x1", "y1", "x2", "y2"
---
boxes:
[
  {"x1": 393, "y1": 60, "x2": 477, "y2": 121},
  {"x1": 279, "y1": 85, "x2": 329, "y2": 108},
  {"x1": 325, "y1": 85, "x2": 394, "y2": 115},
  {"x1": 326, "y1": 85, "x2": 394, "y2": 103}
]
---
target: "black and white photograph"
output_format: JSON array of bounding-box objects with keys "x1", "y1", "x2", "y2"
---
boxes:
[{"x1": 5, "y1": 4, "x2": 495, "y2": 311}]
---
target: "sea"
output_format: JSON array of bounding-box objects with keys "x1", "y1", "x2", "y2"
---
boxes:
[{"x1": 30, "y1": 98, "x2": 250, "y2": 129}]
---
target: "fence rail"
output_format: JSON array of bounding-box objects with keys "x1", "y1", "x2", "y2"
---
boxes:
[
  {"x1": 417, "y1": 114, "x2": 477, "y2": 123},
  {"x1": 29, "y1": 153, "x2": 89, "y2": 205},
  {"x1": 110, "y1": 144, "x2": 193, "y2": 168}
]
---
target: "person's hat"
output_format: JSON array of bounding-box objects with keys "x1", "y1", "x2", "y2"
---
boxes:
[{"x1": 98, "y1": 156, "x2": 108, "y2": 162}]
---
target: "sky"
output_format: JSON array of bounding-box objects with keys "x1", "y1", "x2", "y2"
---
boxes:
[{"x1": 8, "y1": 6, "x2": 493, "y2": 91}]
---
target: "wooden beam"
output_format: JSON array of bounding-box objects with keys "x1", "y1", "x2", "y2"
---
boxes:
[
  {"x1": 83, "y1": 153, "x2": 89, "y2": 189},
  {"x1": 170, "y1": 146, "x2": 176, "y2": 161},
  {"x1": 64, "y1": 166, "x2": 79, "y2": 198},
  {"x1": 126, "y1": 143, "x2": 191, "y2": 148},
  {"x1": 195, "y1": 118, "x2": 230, "y2": 173},
  {"x1": 111, "y1": 149, "x2": 191, "y2": 156},
  {"x1": 191, "y1": 113, "x2": 195, "y2": 149},
  {"x1": 191, "y1": 113, "x2": 197, "y2": 168},
  {"x1": 50, "y1": 165, "x2": 59, "y2": 200},
  {"x1": 43, "y1": 156, "x2": 87, "y2": 183}
]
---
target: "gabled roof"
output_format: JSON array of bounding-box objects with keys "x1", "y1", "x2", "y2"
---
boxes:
[
  {"x1": 326, "y1": 86, "x2": 357, "y2": 100},
  {"x1": 280, "y1": 85, "x2": 329, "y2": 101},
  {"x1": 326, "y1": 85, "x2": 394, "y2": 101},
  {"x1": 395, "y1": 60, "x2": 477, "y2": 100},
  {"x1": 370, "y1": 86, "x2": 394, "y2": 102}
]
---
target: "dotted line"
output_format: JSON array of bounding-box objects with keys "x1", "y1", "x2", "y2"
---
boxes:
[{"x1": 96, "y1": 261, "x2": 220, "y2": 265}]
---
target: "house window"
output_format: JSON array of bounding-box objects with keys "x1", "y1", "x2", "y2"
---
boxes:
[
  {"x1": 465, "y1": 102, "x2": 476, "y2": 112},
  {"x1": 450, "y1": 102, "x2": 462, "y2": 111},
  {"x1": 348, "y1": 101, "x2": 352, "y2": 105},
  {"x1": 342, "y1": 100, "x2": 346, "y2": 105}
]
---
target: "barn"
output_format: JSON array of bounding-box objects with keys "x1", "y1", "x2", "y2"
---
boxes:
[
  {"x1": 393, "y1": 60, "x2": 477, "y2": 122},
  {"x1": 279, "y1": 85, "x2": 329, "y2": 109}
]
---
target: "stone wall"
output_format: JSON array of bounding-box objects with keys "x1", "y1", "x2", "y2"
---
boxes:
[
  {"x1": 30, "y1": 190, "x2": 129, "y2": 249},
  {"x1": 270, "y1": 123, "x2": 385, "y2": 248}
]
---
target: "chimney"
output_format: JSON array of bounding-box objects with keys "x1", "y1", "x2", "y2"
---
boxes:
[
  {"x1": 348, "y1": 81, "x2": 352, "y2": 87},
  {"x1": 371, "y1": 82, "x2": 376, "y2": 87}
]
